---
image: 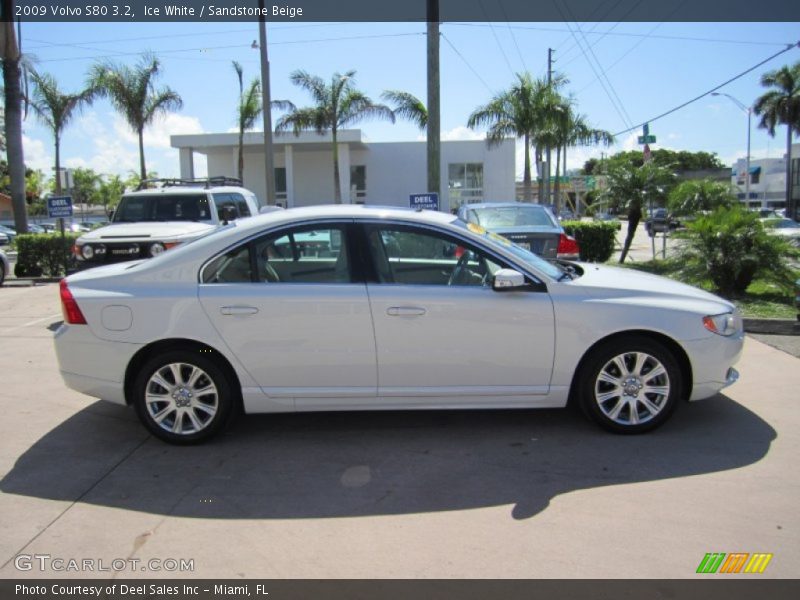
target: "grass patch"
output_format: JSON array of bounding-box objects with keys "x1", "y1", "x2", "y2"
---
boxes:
[{"x1": 616, "y1": 259, "x2": 798, "y2": 319}]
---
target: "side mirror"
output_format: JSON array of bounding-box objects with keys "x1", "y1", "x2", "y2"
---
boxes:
[
  {"x1": 221, "y1": 205, "x2": 237, "y2": 224},
  {"x1": 492, "y1": 268, "x2": 527, "y2": 291}
]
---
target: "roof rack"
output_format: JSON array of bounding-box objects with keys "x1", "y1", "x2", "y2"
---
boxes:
[{"x1": 137, "y1": 176, "x2": 243, "y2": 190}]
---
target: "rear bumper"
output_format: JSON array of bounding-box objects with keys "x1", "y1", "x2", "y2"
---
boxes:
[{"x1": 54, "y1": 323, "x2": 141, "y2": 406}]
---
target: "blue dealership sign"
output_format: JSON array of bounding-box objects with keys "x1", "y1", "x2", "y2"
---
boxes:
[
  {"x1": 47, "y1": 196, "x2": 73, "y2": 218},
  {"x1": 409, "y1": 193, "x2": 439, "y2": 211}
]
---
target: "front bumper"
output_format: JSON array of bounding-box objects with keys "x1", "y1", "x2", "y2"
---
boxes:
[{"x1": 683, "y1": 333, "x2": 744, "y2": 401}]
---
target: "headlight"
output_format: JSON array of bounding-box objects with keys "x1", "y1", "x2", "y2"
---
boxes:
[
  {"x1": 703, "y1": 312, "x2": 740, "y2": 336},
  {"x1": 149, "y1": 242, "x2": 166, "y2": 257},
  {"x1": 80, "y1": 245, "x2": 94, "y2": 260}
]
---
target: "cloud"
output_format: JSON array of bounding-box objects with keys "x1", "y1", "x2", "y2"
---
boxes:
[
  {"x1": 114, "y1": 112, "x2": 204, "y2": 149},
  {"x1": 22, "y1": 135, "x2": 52, "y2": 172}
]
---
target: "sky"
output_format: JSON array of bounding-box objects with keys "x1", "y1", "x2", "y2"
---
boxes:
[{"x1": 13, "y1": 19, "x2": 800, "y2": 184}]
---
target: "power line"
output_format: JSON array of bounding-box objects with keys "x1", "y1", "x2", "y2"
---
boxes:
[
  {"x1": 477, "y1": 0, "x2": 515, "y2": 78},
  {"x1": 498, "y1": 0, "x2": 528, "y2": 72},
  {"x1": 441, "y1": 32, "x2": 493, "y2": 95},
  {"x1": 445, "y1": 23, "x2": 792, "y2": 48},
  {"x1": 611, "y1": 41, "x2": 800, "y2": 137},
  {"x1": 33, "y1": 32, "x2": 426, "y2": 64}
]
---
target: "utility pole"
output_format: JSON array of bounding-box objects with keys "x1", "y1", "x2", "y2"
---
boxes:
[
  {"x1": 258, "y1": 0, "x2": 276, "y2": 207},
  {"x1": 545, "y1": 48, "x2": 554, "y2": 207},
  {"x1": 427, "y1": 0, "x2": 441, "y2": 206}
]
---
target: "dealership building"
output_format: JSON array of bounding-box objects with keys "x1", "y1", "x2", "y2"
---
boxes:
[{"x1": 171, "y1": 129, "x2": 515, "y2": 213}]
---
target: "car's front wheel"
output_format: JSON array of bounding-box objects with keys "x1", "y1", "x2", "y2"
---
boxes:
[
  {"x1": 133, "y1": 350, "x2": 234, "y2": 444},
  {"x1": 577, "y1": 337, "x2": 682, "y2": 434}
]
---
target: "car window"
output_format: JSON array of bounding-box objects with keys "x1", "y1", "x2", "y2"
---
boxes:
[
  {"x1": 114, "y1": 194, "x2": 211, "y2": 222},
  {"x1": 469, "y1": 206, "x2": 556, "y2": 228},
  {"x1": 367, "y1": 225, "x2": 502, "y2": 286},
  {"x1": 202, "y1": 244, "x2": 252, "y2": 283}
]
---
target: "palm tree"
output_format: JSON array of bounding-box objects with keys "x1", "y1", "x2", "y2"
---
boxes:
[
  {"x1": 88, "y1": 54, "x2": 183, "y2": 181},
  {"x1": 753, "y1": 61, "x2": 800, "y2": 220},
  {"x1": 553, "y1": 106, "x2": 614, "y2": 213},
  {"x1": 1, "y1": 3, "x2": 29, "y2": 233},
  {"x1": 232, "y1": 61, "x2": 263, "y2": 184},
  {"x1": 468, "y1": 73, "x2": 566, "y2": 203},
  {"x1": 601, "y1": 161, "x2": 676, "y2": 263},
  {"x1": 276, "y1": 70, "x2": 395, "y2": 204},
  {"x1": 28, "y1": 71, "x2": 93, "y2": 194},
  {"x1": 381, "y1": 90, "x2": 427, "y2": 129}
]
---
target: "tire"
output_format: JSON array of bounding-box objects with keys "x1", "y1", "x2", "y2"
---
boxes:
[
  {"x1": 132, "y1": 349, "x2": 235, "y2": 444},
  {"x1": 577, "y1": 336, "x2": 682, "y2": 434},
  {"x1": 0, "y1": 261, "x2": 5, "y2": 286}
]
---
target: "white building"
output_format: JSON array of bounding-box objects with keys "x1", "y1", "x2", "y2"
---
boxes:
[
  {"x1": 171, "y1": 129, "x2": 515, "y2": 213},
  {"x1": 731, "y1": 143, "x2": 800, "y2": 216}
]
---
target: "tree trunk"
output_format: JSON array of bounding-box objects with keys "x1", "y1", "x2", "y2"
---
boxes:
[
  {"x1": 619, "y1": 205, "x2": 642, "y2": 263},
  {"x1": 138, "y1": 128, "x2": 147, "y2": 181},
  {"x1": 523, "y1": 133, "x2": 531, "y2": 202},
  {"x1": 237, "y1": 130, "x2": 244, "y2": 183},
  {"x1": 554, "y1": 144, "x2": 562, "y2": 214},
  {"x1": 1, "y1": 17, "x2": 28, "y2": 234},
  {"x1": 54, "y1": 133, "x2": 62, "y2": 195},
  {"x1": 332, "y1": 126, "x2": 341, "y2": 204},
  {"x1": 786, "y1": 123, "x2": 795, "y2": 221},
  {"x1": 535, "y1": 146, "x2": 544, "y2": 203}
]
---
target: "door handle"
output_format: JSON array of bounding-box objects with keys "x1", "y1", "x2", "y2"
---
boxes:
[
  {"x1": 220, "y1": 305, "x2": 259, "y2": 316},
  {"x1": 387, "y1": 306, "x2": 426, "y2": 317}
]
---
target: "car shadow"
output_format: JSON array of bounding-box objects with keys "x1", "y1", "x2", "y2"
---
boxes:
[{"x1": 0, "y1": 396, "x2": 775, "y2": 521}]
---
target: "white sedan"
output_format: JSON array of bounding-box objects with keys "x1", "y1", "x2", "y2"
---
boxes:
[{"x1": 54, "y1": 206, "x2": 743, "y2": 444}]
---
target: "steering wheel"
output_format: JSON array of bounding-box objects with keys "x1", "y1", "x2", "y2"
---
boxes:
[
  {"x1": 447, "y1": 252, "x2": 471, "y2": 286},
  {"x1": 264, "y1": 261, "x2": 280, "y2": 283}
]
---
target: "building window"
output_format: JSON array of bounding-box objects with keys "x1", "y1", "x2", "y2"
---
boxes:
[
  {"x1": 350, "y1": 165, "x2": 366, "y2": 201},
  {"x1": 274, "y1": 168, "x2": 287, "y2": 203},
  {"x1": 448, "y1": 163, "x2": 484, "y2": 208},
  {"x1": 750, "y1": 170, "x2": 760, "y2": 185}
]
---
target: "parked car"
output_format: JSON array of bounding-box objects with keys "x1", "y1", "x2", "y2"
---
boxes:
[
  {"x1": 0, "y1": 230, "x2": 8, "y2": 247},
  {"x1": 73, "y1": 177, "x2": 261, "y2": 266},
  {"x1": 644, "y1": 208, "x2": 680, "y2": 235},
  {"x1": 457, "y1": 202, "x2": 579, "y2": 260},
  {"x1": 0, "y1": 248, "x2": 8, "y2": 285},
  {"x1": 0, "y1": 224, "x2": 17, "y2": 244},
  {"x1": 54, "y1": 205, "x2": 743, "y2": 444},
  {"x1": 762, "y1": 217, "x2": 800, "y2": 247},
  {"x1": 593, "y1": 212, "x2": 622, "y2": 230}
]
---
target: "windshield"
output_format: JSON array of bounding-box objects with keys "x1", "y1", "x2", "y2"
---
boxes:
[
  {"x1": 455, "y1": 220, "x2": 564, "y2": 280},
  {"x1": 113, "y1": 194, "x2": 212, "y2": 223},
  {"x1": 468, "y1": 206, "x2": 557, "y2": 228}
]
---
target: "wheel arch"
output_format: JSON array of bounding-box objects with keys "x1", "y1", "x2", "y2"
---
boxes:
[
  {"x1": 568, "y1": 329, "x2": 693, "y2": 405},
  {"x1": 124, "y1": 338, "x2": 243, "y2": 408}
]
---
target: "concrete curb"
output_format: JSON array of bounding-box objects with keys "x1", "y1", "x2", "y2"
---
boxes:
[{"x1": 744, "y1": 318, "x2": 800, "y2": 335}]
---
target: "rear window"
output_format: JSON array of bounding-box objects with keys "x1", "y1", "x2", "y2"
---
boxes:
[{"x1": 468, "y1": 206, "x2": 556, "y2": 228}]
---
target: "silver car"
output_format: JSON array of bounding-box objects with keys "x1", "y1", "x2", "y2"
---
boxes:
[
  {"x1": 457, "y1": 202, "x2": 579, "y2": 260},
  {"x1": 54, "y1": 205, "x2": 743, "y2": 444}
]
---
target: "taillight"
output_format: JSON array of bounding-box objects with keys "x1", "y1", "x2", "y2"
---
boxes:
[
  {"x1": 557, "y1": 233, "x2": 580, "y2": 258},
  {"x1": 59, "y1": 279, "x2": 87, "y2": 325}
]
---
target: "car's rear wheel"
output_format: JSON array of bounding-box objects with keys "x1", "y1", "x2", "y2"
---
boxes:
[
  {"x1": 577, "y1": 337, "x2": 681, "y2": 434},
  {"x1": 133, "y1": 350, "x2": 234, "y2": 444},
  {"x1": 0, "y1": 260, "x2": 5, "y2": 286}
]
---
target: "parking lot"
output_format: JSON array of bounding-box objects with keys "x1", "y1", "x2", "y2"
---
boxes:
[{"x1": 0, "y1": 282, "x2": 798, "y2": 579}]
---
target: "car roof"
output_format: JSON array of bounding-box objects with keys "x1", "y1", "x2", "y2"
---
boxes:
[
  {"x1": 462, "y1": 202, "x2": 547, "y2": 210},
  {"x1": 122, "y1": 186, "x2": 253, "y2": 196}
]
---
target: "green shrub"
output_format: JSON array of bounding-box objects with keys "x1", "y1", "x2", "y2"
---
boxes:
[
  {"x1": 674, "y1": 206, "x2": 797, "y2": 296},
  {"x1": 14, "y1": 233, "x2": 79, "y2": 278},
  {"x1": 561, "y1": 220, "x2": 617, "y2": 262}
]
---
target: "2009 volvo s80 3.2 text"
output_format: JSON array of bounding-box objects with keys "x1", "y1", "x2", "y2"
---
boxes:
[{"x1": 54, "y1": 205, "x2": 743, "y2": 444}]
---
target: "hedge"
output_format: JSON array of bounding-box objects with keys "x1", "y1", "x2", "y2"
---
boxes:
[
  {"x1": 561, "y1": 220, "x2": 617, "y2": 263},
  {"x1": 14, "y1": 233, "x2": 79, "y2": 278}
]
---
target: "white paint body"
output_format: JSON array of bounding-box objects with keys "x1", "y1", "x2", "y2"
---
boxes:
[{"x1": 54, "y1": 206, "x2": 744, "y2": 416}]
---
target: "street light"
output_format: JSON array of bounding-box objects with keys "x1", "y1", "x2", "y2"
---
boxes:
[{"x1": 712, "y1": 92, "x2": 752, "y2": 207}]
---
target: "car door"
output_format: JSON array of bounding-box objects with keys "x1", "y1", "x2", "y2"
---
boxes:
[
  {"x1": 361, "y1": 222, "x2": 556, "y2": 407},
  {"x1": 198, "y1": 221, "x2": 377, "y2": 410}
]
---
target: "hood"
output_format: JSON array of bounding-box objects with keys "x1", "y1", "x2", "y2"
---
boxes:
[
  {"x1": 568, "y1": 263, "x2": 735, "y2": 313},
  {"x1": 79, "y1": 221, "x2": 214, "y2": 242}
]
